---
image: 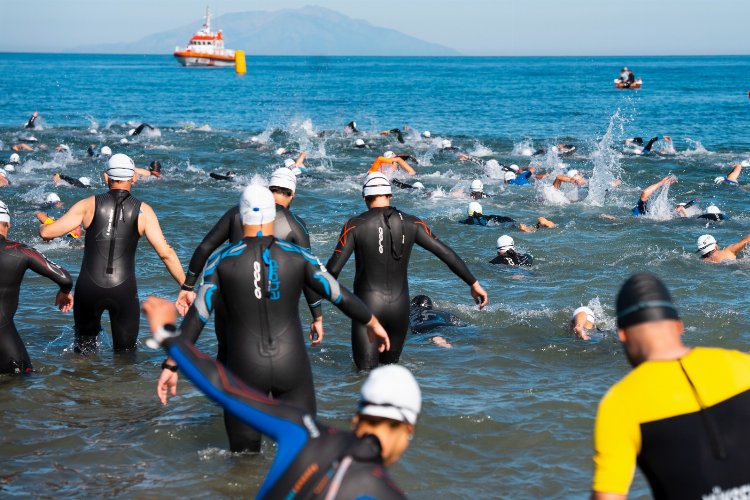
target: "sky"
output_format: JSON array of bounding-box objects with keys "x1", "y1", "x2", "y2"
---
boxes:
[{"x1": 1, "y1": 0, "x2": 749, "y2": 55}]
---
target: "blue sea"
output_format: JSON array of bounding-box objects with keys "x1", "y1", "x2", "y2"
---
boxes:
[{"x1": 1, "y1": 53, "x2": 749, "y2": 498}]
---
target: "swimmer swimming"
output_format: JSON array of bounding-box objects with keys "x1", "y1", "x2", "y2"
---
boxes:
[
  {"x1": 128, "y1": 123, "x2": 154, "y2": 136},
  {"x1": 209, "y1": 171, "x2": 236, "y2": 181},
  {"x1": 409, "y1": 295, "x2": 463, "y2": 334},
  {"x1": 632, "y1": 175, "x2": 676, "y2": 216},
  {"x1": 696, "y1": 233, "x2": 750, "y2": 264},
  {"x1": 490, "y1": 235, "x2": 533, "y2": 266},
  {"x1": 460, "y1": 202, "x2": 515, "y2": 226},
  {"x1": 369, "y1": 151, "x2": 416, "y2": 176},
  {"x1": 24, "y1": 112, "x2": 39, "y2": 129},
  {"x1": 553, "y1": 169, "x2": 587, "y2": 189},
  {"x1": 713, "y1": 160, "x2": 747, "y2": 186},
  {"x1": 380, "y1": 128, "x2": 405, "y2": 143},
  {"x1": 571, "y1": 306, "x2": 596, "y2": 341},
  {"x1": 53, "y1": 173, "x2": 92, "y2": 189},
  {"x1": 135, "y1": 160, "x2": 162, "y2": 178}
]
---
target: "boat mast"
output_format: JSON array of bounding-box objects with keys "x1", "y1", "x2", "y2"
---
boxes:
[{"x1": 204, "y1": 5, "x2": 211, "y2": 32}]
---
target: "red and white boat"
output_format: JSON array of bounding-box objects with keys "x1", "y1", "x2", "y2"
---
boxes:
[{"x1": 174, "y1": 7, "x2": 235, "y2": 67}]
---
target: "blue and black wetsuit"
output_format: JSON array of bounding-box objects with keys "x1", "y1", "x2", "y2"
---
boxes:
[
  {"x1": 409, "y1": 295, "x2": 463, "y2": 334},
  {"x1": 163, "y1": 337, "x2": 406, "y2": 499},
  {"x1": 180, "y1": 236, "x2": 372, "y2": 452},
  {"x1": 74, "y1": 189, "x2": 142, "y2": 351},
  {"x1": 508, "y1": 171, "x2": 533, "y2": 186},
  {"x1": 489, "y1": 251, "x2": 533, "y2": 266},
  {"x1": 0, "y1": 235, "x2": 72, "y2": 374},
  {"x1": 460, "y1": 214, "x2": 515, "y2": 226},
  {"x1": 326, "y1": 207, "x2": 477, "y2": 370}
]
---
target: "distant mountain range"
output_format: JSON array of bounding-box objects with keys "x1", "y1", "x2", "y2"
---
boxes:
[{"x1": 70, "y1": 5, "x2": 459, "y2": 56}]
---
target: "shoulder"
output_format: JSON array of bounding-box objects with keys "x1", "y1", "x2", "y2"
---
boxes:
[
  {"x1": 207, "y1": 240, "x2": 247, "y2": 271},
  {"x1": 275, "y1": 239, "x2": 320, "y2": 264}
]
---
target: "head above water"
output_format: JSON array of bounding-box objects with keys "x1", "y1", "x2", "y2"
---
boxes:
[
  {"x1": 358, "y1": 364, "x2": 421, "y2": 426},
  {"x1": 422, "y1": 131, "x2": 431, "y2": 138},
  {"x1": 106, "y1": 153, "x2": 135, "y2": 182},
  {"x1": 363, "y1": 172, "x2": 392, "y2": 198},
  {"x1": 149, "y1": 160, "x2": 162, "y2": 174},
  {"x1": 100, "y1": 146, "x2": 112, "y2": 157},
  {"x1": 470, "y1": 179, "x2": 484, "y2": 193},
  {"x1": 567, "y1": 169, "x2": 580, "y2": 178},
  {"x1": 504, "y1": 171, "x2": 516, "y2": 182},
  {"x1": 705, "y1": 205, "x2": 721, "y2": 215},
  {"x1": 410, "y1": 295, "x2": 433, "y2": 309},
  {"x1": 509, "y1": 164, "x2": 520, "y2": 172},
  {"x1": 616, "y1": 273, "x2": 680, "y2": 329},
  {"x1": 572, "y1": 306, "x2": 595, "y2": 325},
  {"x1": 355, "y1": 138, "x2": 365, "y2": 147},
  {"x1": 441, "y1": 139, "x2": 452, "y2": 149},
  {"x1": 496, "y1": 234, "x2": 514, "y2": 252},
  {"x1": 239, "y1": 184, "x2": 276, "y2": 226},
  {"x1": 468, "y1": 201, "x2": 482, "y2": 216},
  {"x1": 270, "y1": 167, "x2": 297, "y2": 194},
  {"x1": 9, "y1": 153, "x2": 20, "y2": 165},
  {"x1": 45, "y1": 193, "x2": 61, "y2": 204},
  {"x1": 696, "y1": 234, "x2": 717, "y2": 257}
]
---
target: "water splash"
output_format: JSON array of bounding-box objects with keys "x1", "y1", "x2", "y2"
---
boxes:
[
  {"x1": 586, "y1": 110, "x2": 625, "y2": 207},
  {"x1": 512, "y1": 139, "x2": 535, "y2": 157},
  {"x1": 468, "y1": 141, "x2": 494, "y2": 157},
  {"x1": 644, "y1": 178, "x2": 675, "y2": 220},
  {"x1": 682, "y1": 138, "x2": 710, "y2": 156}
]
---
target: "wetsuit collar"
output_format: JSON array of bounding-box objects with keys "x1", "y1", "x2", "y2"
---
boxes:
[{"x1": 352, "y1": 434, "x2": 385, "y2": 462}]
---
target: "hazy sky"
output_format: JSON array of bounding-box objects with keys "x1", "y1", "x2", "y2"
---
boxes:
[{"x1": 2, "y1": 0, "x2": 749, "y2": 55}]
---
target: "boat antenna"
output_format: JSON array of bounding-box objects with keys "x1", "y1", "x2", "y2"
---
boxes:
[{"x1": 204, "y1": 5, "x2": 211, "y2": 32}]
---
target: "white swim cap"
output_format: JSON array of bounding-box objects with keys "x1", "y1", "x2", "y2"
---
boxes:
[
  {"x1": 283, "y1": 158, "x2": 296, "y2": 168},
  {"x1": 128, "y1": 128, "x2": 136, "y2": 136},
  {"x1": 441, "y1": 140, "x2": 452, "y2": 149},
  {"x1": 496, "y1": 234, "x2": 515, "y2": 251},
  {"x1": 468, "y1": 201, "x2": 482, "y2": 215},
  {"x1": 362, "y1": 172, "x2": 392, "y2": 197},
  {"x1": 470, "y1": 179, "x2": 484, "y2": 192},
  {"x1": 351, "y1": 121, "x2": 357, "y2": 129},
  {"x1": 714, "y1": 176, "x2": 726, "y2": 185},
  {"x1": 239, "y1": 184, "x2": 276, "y2": 225},
  {"x1": 270, "y1": 167, "x2": 297, "y2": 193},
  {"x1": 504, "y1": 171, "x2": 517, "y2": 182},
  {"x1": 275, "y1": 147, "x2": 287, "y2": 156},
  {"x1": 358, "y1": 364, "x2": 421, "y2": 425},
  {"x1": 0, "y1": 200, "x2": 9, "y2": 224},
  {"x1": 422, "y1": 131, "x2": 431, "y2": 138},
  {"x1": 412, "y1": 181, "x2": 425, "y2": 189},
  {"x1": 120, "y1": 138, "x2": 128, "y2": 144},
  {"x1": 741, "y1": 160, "x2": 750, "y2": 168},
  {"x1": 572, "y1": 306, "x2": 595, "y2": 325},
  {"x1": 383, "y1": 151, "x2": 395, "y2": 159},
  {"x1": 106, "y1": 153, "x2": 135, "y2": 181},
  {"x1": 551, "y1": 145, "x2": 559, "y2": 153},
  {"x1": 3, "y1": 165, "x2": 14, "y2": 173},
  {"x1": 100, "y1": 146, "x2": 112, "y2": 156},
  {"x1": 78, "y1": 177, "x2": 92, "y2": 187},
  {"x1": 355, "y1": 138, "x2": 365, "y2": 147},
  {"x1": 509, "y1": 164, "x2": 519, "y2": 172},
  {"x1": 696, "y1": 234, "x2": 717, "y2": 256},
  {"x1": 706, "y1": 205, "x2": 721, "y2": 215},
  {"x1": 567, "y1": 169, "x2": 580, "y2": 178},
  {"x1": 9, "y1": 153, "x2": 20, "y2": 164},
  {"x1": 46, "y1": 193, "x2": 61, "y2": 203}
]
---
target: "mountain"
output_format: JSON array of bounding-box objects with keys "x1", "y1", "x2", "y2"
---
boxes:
[{"x1": 69, "y1": 5, "x2": 459, "y2": 56}]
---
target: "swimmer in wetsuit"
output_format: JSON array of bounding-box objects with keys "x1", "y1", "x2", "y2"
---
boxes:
[
  {"x1": 380, "y1": 128, "x2": 405, "y2": 143},
  {"x1": 713, "y1": 160, "x2": 747, "y2": 186},
  {"x1": 326, "y1": 173, "x2": 488, "y2": 371},
  {"x1": 344, "y1": 120, "x2": 359, "y2": 134},
  {"x1": 489, "y1": 235, "x2": 533, "y2": 266},
  {"x1": 469, "y1": 179, "x2": 490, "y2": 199},
  {"x1": 632, "y1": 175, "x2": 676, "y2": 216},
  {"x1": 159, "y1": 186, "x2": 389, "y2": 453},
  {"x1": 39, "y1": 154, "x2": 184, "y2": 352},
  {"x1": 624, "y1": 136, "x2": 667, "y2": 155},
  {"x1": 25, "y1": 112, "x2": 39, "y2": 129},
  {"x1": 370, "y1": 151, "x2": 416, "y2": 176},
  {"x1": 696, "y1": 205, "x2": 725, "y2": 222},
  {"x1": 53, "y1": 173, "x2": 92, "y2": 189},
  {"x1": 461, "y1": 202, "x2": 515, "y2": 226},
  {"x1": 409, "y1": 295, "x2": 463, "y2": 334},
  {"x1": 128, "y1": 123, "x2": 154, "y2": 136},
  {"x1": 209, "y1": 171, "x2": 236, "y2": 181},
  {"x1": 391, "y1": 179, "x2": 426, "y2": 192},
  {"x1": 135, "y1": 160, "x2": 162, "y2": 178},
  {"x1": 0, "y1": 200, "x2": 73, "y2": 374},
  {"x1": 145, "y1": 296, "x2": 412, "y2": 499},
  {"x1": 592, "y1": 273, "x2": 750, "y2": 499}
]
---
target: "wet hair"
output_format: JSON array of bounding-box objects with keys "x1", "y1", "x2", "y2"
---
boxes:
[
  {"x1": 269, "y1": 186, "x2": 293, "y2": 197},
  {"x1": 364, "y1": 194, "x2": 392, "y2": 203},
  {"x1": 616, "y1": 273, "x2": 680, "y2": 328},
  {"x1": 410, "y1": 295, "x2": 433, "y2": 309}
]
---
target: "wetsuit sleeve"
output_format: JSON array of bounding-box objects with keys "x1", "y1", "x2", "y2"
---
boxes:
[
  {"x1": 289, "y1": 215, "x2": 323, "y2": 319},
  {"x1": 164, "y1": 337, "x2": 310, "y2": 499},
  {"x1": 184, "y1": 208, "x2": 234, "y2": 288},
  {"x1": 179, "y1": 254, "x2": 221, "y2": 344},
  {"x1": 59, "y1": 174, "x2": 87, "y2": 189},
  {"x1": 23, "y1": 246, "x2": 73, "y2": 293},
  {"x1": 413, "y1": 217, "x2": 477, "y2": 285},
  {"x1": 304, "y1": 256, "x2": 372, "y2": 325},
  {"x1": 325, "y1": 218, "x2": 357, "y2": 279},
  {"x1": 592, "y1": 389, "x2": 639, "y2": 494}
]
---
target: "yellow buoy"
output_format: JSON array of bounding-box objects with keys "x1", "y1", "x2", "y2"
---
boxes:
[{"x1": 235, "y1": 50, "x2": 247, "y2": 75}]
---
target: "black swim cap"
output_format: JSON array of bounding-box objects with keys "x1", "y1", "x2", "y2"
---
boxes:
[
  {"x1": 149, "y1": 160, "x2": 161, "y2": 173},
  {"x1": 410, "y1": 295, "x2": 433, "y2": 309},
  {"x1": 616, "y1": 273, "x2": 680, "y2": 328}
]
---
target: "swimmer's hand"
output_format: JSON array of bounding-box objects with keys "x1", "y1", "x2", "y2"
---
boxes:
[
  {"x1": 55, "y1": 290, "x2": 73, "y2": 313},
  {"x1": 142, "y1": 297, "x2": 181, "y2": 405},
  {"x1": 175, "y1": 290, "x2": 196, "y2": 317},
  {"x1": 471, "y1": 281, "x2": 488, "y2": 310},
  {"x1": 574, "y1": 325, "x2": 591, "y2": 341},
  {"x1": 366, "y1": 316, "x2": 390, "y2": 353},
  {"x1": 309, "y1": 317, "x2": 324, "y2": 346}
]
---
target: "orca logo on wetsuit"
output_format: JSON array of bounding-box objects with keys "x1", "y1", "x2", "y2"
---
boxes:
[
  {"x1": 253, "y1": 261, "x2": 262, "y2": 299},
  {"x1": 302, "y1": 414, "x2": 320, "y2": 438},
  {"x1": 378, "y1": 227, "x2": 384, "y2": 254},
  {"x1": 267, "y1": 258, "x2": 280, "y2": 301}
]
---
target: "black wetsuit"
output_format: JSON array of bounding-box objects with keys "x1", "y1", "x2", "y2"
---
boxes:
[
  {"x1": 24, "y1": 114, "x2": 37, "y2": 129},
  {"x1": 164, "y1": 337, "x2": 406, "y2": 499},
  {"x1": 395, "y1": 154, "x2": 418, "y2": 164},
  {"x1": 460, "y1": 214, "x2": 515, "y2": 226},
  {"x1": 57, "y1": 174, "x2": 89, "y2": 189},
  {"x1": 697, "y1": 213, "x2": 726, "y2": 222},
  {"x1": 209, "y1": 172, "x2": 235, "y2": 181},
  {"x1": 344, "y1": 121, "x2": 359, "y2": 134},
  {"x1": 387, "y1": 128, "x2": 405, "y2": 143},
  {"x1": 409, "y1": 295, "x2": 463, "y2": 333},
  {"x1": 74, "y1": 189, "x2": 142, "y2": 351},
  {"x1": 180, "y1": 236, "x2": 372, "y2": 452},
  {"x1": 490, "y1": 250, "x2": 533, "y2": 266},
  {"x1": 131, "y1": 123, "x2": 153, "y2": 136},
  {"x1": 0, "y1": 235, "x2": 72, "y2": 374},
  {"x1": 326, "y1": 206, "x2": 477, "y2": 370}
]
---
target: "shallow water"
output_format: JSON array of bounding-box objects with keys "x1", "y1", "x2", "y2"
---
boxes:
[{"x1": 1, "y1": 54, "x2": 749, "y2": 498}]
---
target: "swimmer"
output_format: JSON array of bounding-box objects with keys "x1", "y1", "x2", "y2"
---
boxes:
[
  {"x1": 409, "y1": 294, "x2": 463, "y2": 345},
  {"x1": 145, "y1": 296, "x2": 413, "y2": 498},
  {"x1": 461, "y1": 202, "x2": 514, "y2": 226},
  {"x1": 470, "y1": 179, "x2": 490, "y2": 199},
  {"x1": 696, "y1": 233, "x2": 750, "y2": 264},
  {"x1": 697, "y1": 205, "x2": 725, "y2": 222},
  {"x1": 440, "y1": 139, "x2": 460, "y2": 152},
  {"x1": 504, "y1": 168, "x2": 535, "y2": 186},
  {"x1": 87, "y1": 145, "x2": 96, "y2": 157},
  {"x1": 344, "y1": 120, "x2": 359, "y2": 134},
  {"x1": 4, "y1": 153, "x2": 21, "y2": 173},
  {"x1": 326, "y1": 173, "x2": 488, "y2": 370},
  {"x1": 160, "y1": 185, "x2": 389, "y2": 453},
  {"x1": 0, "y1": 200, "x2": 73, "y2": 374},
  {"x1": 632, "y1": 175, "x2": 676, "y2": 216},
  {"x1": 571, "y1": 306, "x2": 596, "y2": 341},
  {"x1": 100, "y1": 146, "x2": 112, "y2": 158},
  {"x1": 422, "y1": 130, "x2": 431, "y2": 139},
  {"x1": 673, "y1": 198, "x2": 698, "y2": 217},
  {"x1": 457, "y1": 152, "x2": 493, "y2": 169},
  {"x1": 284, "y1": 152, "x2": 307, "y2": 176},
  {"x1": 42, "y1": 192, "x2": 64, "y2": 210},
  {"x1": 128, "y1": 123, "x2": 154, "y2": 136},
  {"x1": 533, "y1": 144, "x2": 577, "y2": 157},
  {"x1": 40, "y1": 153, "x2": 184, "y2": 353},
  {"x1": 624, "y1": 135, "x2": 670, "y2": 155},
  {"x1": 369, "y1": 151, "x2": 416, "y2": 176},
  {"x1": 24, "y1": 112, "x2": 39, "y2": 129},
  {"x1": 135, "y1": 160, "x2": 162, "y2": 178},
  {"x1": 517, "y1": 216, "x2": 557, "y2": 233},
  {"x1": 0, "y1": 170, "x2": 8, "y2": 188},
  {"x1": 209, "y1": 171, "x2": 236, "y2": 181},
  {"x1": 713, "y1": 160, "x2": 747, "y2": 186},
  {"x1": 592, "y1": 273, "x2": 750, "y2": 498},
  {"x1": 490, "y1": 235, "x2": 533, "y2": 266},
  {"x1": 553, "y1": 169, "x2": 587, "y2": 189},
  {"x1": 392, "y1": 179, "x2": 427, "y2": 193},
  {"x1": 11, "y1": 143, "x2": 34, "y2": 152},
  {"x1": 53, "y1": 173, "x2": 92, "y2": 189},
  {"x1": 55, "y1": 144, "x2": 70, "y2": 153},
  {"x1": 380, "y1": 128, "x2": 405, "y2": 143},
  {"x1": 354, "y1": 138, "x2": 369, "y2": 149},
  {"x1": 36, "y1": 208, "x2": 83, "y2": 240}
]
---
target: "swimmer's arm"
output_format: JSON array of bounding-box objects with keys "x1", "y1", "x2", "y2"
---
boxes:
[
  {"x1": 24, "y1": 246, "x2": 73, "y2": 293},
  {"x1": 305, "y1": 261, "x2": 371, "y2": 326},
  {"x1": 725, "y1": 235, "x2": 750, "y2": 256},
  {"x1": 325, "y1": 219, "x2": 357, "y2": 278},
  {"x1": 414, "y1": 219, "x2": 477, "y2": 287},
  {"x1": 59, "y1": 174, "x2": 87, "y2": 188},
  {"x1": 295, "y1": 152, "x2": 306, "y2": 167},
  {"x1": 394, "y1": 157, "x2": 416, "y2": 175},
  {"x1": 295, "y1": 225, "x2": 323, "y2": 320},
  {"x1": 553, "y1": 175, "x2": 571, "y2": 189},
  {"x1": 184, "y1": 208, "x2": 234, "y2": 289},
  {"x1": 39, "y1": 197, "x2": 91, "y2": 239},
  {"x1": 134, "y1": 167, "x2": 151, "y2": 177},
  {"x1": 141, "y1": 203, "x2": 186, "y2": 285}
]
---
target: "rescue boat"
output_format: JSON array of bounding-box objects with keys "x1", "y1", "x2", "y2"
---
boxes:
[
  {"x1": 614, "y1": 79, "x2": 642, "y2": 89},
  {"x1": 173, "y1": 7, "x2": 235, "y2": 67}
]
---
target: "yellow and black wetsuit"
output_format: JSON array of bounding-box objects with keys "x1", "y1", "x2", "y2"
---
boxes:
[{"x1": 593, "y1": 347, "x2": 750, "y2": 499}]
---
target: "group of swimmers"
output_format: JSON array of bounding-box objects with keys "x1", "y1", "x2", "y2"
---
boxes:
[{"x1": 2, "y1": 113, "x2": 749, "y2": 497}]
